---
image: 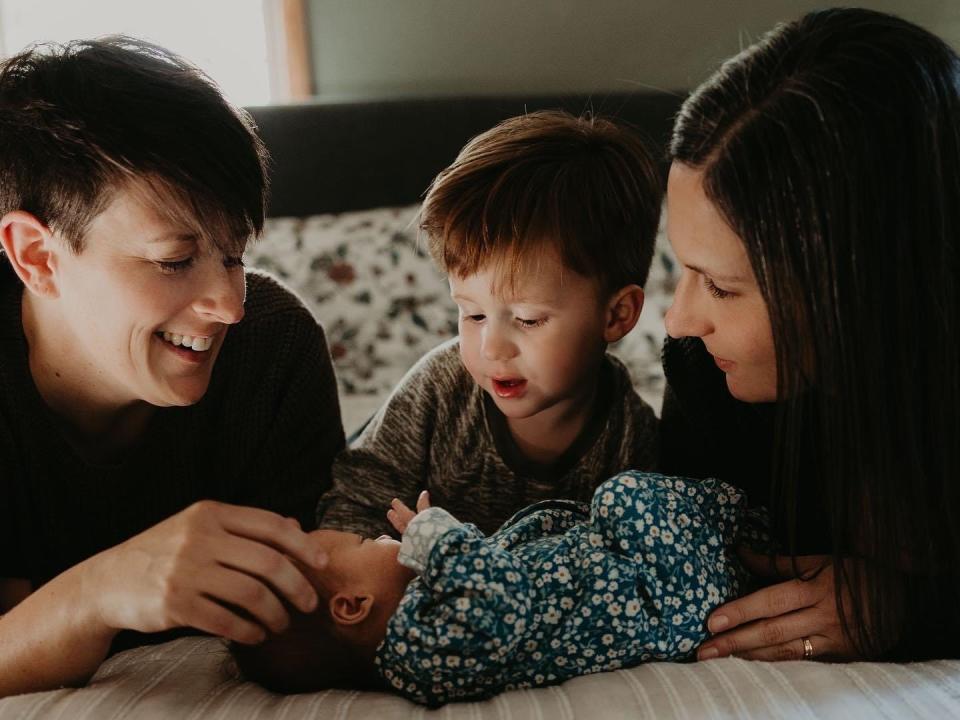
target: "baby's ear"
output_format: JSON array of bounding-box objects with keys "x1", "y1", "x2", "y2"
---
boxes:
[
  {"x1": 603, "y1": 284, "x2": 644, "y2": 343},
  {"x1": 330, "y1": 592, "x2": 374, "y2": 626}
]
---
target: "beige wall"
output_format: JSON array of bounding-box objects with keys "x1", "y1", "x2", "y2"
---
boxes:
[{"x1": 306, "y1": 0, "x2": 959, "y2": 99}]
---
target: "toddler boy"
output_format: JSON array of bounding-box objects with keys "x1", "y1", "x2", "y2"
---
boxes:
[{"x1": 317, "y1": 110, "x2": 663, "y2": 537}]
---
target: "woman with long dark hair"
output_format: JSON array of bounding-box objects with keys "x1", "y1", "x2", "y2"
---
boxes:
[{"x1": 661, "y1": 7, "x2": 959, "y2": 661}]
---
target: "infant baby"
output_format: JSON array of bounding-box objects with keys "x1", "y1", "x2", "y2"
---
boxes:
[{"x1": 231, "y1": 472, "x2": 766, "y2": 706}]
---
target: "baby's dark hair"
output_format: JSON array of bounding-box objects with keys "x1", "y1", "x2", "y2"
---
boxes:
[
  {"x1": 420, "y1": 109, "x2": 662, "y2": 295},
  {"x1": 229, "y1": 600, "x2": 382, "y2": 694}
]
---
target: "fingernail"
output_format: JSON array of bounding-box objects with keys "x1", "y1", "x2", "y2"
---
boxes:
[
  {"x1": 709, "y1": 615, "x2": 729, "y2": 632},
  {"x1": 303, "y1": 592, "x2": 318, "y2": 612},
  {"x1": 699, "y1": 647, "x2": 719, "y2": 660}
]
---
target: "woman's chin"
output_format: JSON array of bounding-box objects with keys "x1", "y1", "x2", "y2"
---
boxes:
[
  {"x1": 725, "y1": 375, "x2": 777, "y2": 404},
  {"x1": 148, "y1": 378, "x2": 212, "y2": 407}
]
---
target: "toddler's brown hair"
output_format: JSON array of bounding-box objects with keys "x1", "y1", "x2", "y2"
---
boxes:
[{"x1": 420, "y1": 109, "x2": 662, "y2": 295}]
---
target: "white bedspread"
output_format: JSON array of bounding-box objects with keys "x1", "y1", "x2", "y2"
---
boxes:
[{"x1": 2, "y1": 637, "x2": 958, "y2": 719}]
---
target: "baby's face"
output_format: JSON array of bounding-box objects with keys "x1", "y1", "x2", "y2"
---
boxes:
[{"x1": 303, "y1": 530, "x2": 414, "y2": 600}]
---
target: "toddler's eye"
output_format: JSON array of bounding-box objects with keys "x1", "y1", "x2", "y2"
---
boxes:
[
  {"x1": 464, "y1": 314, "x2": 486, "y2": 323},
  {"x1": 517, "y1": 317, "x2": 547, "y2": 328},
  {"x1": 156, "y1": 258, "x2": 194, "y2": 274}
]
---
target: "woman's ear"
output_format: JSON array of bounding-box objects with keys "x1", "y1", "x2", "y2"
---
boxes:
[
  {"x1": 0, "y1": 211, "x2": 60, "y2": 298},
  {"x1": 603, "y1": 284, "x2": 644, "y2": 343},
  {"x1": 329, "y1": 592, "x2": 374, "y2": 626}
]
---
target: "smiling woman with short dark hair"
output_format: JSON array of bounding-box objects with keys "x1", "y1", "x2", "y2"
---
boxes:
[{"x1": 0, "y1": 37, "x2": 344, "y2": 697}]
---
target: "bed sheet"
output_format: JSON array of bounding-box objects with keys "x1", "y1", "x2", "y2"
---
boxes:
[{"x1": 2, "y1": 637, "x2": 958, "y2": 719}]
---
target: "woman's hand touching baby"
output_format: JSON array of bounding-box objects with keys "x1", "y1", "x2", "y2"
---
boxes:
[{"x1": 387, "y1": 491, "x2": 431, "y2": 534}]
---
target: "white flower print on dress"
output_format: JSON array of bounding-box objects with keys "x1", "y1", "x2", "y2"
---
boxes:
[{"x1": 377, "y1": 473, "x2": 772, "y2": 706}]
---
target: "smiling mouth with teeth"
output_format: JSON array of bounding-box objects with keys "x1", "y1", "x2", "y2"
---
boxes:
[{"x1": 158, "y1": 331, "x2": 214, "y2": 352}]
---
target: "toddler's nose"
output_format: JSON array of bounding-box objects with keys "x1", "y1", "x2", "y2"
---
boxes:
[{"x1": 481, "y1": 325, "x2": 518, "y2": 361}]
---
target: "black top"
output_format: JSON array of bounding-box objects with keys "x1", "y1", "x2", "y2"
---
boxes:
[
  {"x1": 660, "y1": 335, "x2": 828, "y2": 554},
  {"x1": 660, "y1": 335, "x2": 958, "y2": 660},
  {"x1": 0, "y1": 262, "x2": 345, "y2": 645}
]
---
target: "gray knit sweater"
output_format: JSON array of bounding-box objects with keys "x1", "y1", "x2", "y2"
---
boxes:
[{"x1": 317, "y1": 339, "x2": 658, "y2": 537}]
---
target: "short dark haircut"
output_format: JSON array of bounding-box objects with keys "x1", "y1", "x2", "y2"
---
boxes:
[
  {"x1": 0, "y1": 36, "x2": 268, "y2": 254},
  {"x1": 671, "y1": 8, "x2": 960, "y2": 658},
  {"x1": 420, "y1": 110, "x2": 662, "y2": 295}
]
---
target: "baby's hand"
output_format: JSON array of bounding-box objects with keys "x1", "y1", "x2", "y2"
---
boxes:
[{"x1": 387, "y1": 490, "x2": 431, "y2": 534}]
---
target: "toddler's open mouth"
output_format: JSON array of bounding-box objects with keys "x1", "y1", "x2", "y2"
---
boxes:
[{"x1": 492, "y1": 377, "x2": 527, "y2": 398}]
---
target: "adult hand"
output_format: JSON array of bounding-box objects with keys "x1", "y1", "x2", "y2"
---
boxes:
[
  {"x1": 697, "y1": 548, "x2": 859, "y2": 662},
  {"x1": 83, "y1": 500, "x2": 327, "y2": 645},
  {"x1": 386, "y1": 490, "x2": 431, "y2": 533}
]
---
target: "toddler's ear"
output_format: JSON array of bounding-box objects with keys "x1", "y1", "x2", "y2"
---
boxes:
[
  {"x1": 603, "y1": 285, "x2": 644, "y2": 343},
  {"x1": 0, "y1": 211, "x2": 61, "y2": 299},
  {"x1": 330, "y1": 592, "x2": 374, "y2": 626}
]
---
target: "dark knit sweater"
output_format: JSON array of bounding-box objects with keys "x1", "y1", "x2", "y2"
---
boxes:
[{"x1": 0, "y1": 261, "x2": 345, "y2": 594}]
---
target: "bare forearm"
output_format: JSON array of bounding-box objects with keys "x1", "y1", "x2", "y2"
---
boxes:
[{"x1": 0, "y1": 562, "x2": 116, "y2": 698}]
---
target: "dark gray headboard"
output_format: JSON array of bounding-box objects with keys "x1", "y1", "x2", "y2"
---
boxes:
[{"x1": 246, "y1": 92, "x2": 685, "y2": 218}]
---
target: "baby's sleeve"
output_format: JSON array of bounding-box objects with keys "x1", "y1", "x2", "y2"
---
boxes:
[
  {"x1": 378, "y1": 511, "x2": 534, "y2": 706},
  {"x1": 398, "y1": 507, "x2": 464, "y2": 574}
]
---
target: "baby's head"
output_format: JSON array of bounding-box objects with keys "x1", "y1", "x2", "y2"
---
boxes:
[
  {"x1": 230, "y1": 530, "x2": 414, "y2": 693},
  {"x1": 420, "y1": 110, "x2": 662, "y2": 418}
]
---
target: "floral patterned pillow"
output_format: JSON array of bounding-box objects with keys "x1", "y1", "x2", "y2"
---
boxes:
[{"x1": 246, "y1": 206, "x2": 677, "y2": 432}]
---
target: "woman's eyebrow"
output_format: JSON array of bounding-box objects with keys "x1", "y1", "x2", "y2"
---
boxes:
[
  {"x1": 147, "y1": 232, "x2": 198, "y2": 244},
  {"x1": 685, "y1": 263, "x2": 746, "y2": 283}
]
